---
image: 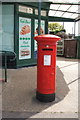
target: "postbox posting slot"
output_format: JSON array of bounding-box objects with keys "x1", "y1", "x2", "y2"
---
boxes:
[{"x1": 42, "y1": 48, "x2": 53, "y2": 51}]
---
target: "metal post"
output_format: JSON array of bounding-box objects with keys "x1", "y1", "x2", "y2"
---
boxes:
[
  {"x1": 74, "y1": 22, "x2": 75, "y2": 37},
  {"x1": 63, "y1": 22, "x2": 65, "y2": 40},
  {"x1": 5, "y1": 51, "x2": 7, "y2": 82},
  {"x1": 38, "y1": 0, "x2": 41, "y2": 35}
]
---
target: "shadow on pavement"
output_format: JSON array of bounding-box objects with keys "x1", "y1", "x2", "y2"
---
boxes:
[
  {"x1": 2, "y1": 66, "x2": 69, "y2": 119},
  {"x1": 56, "y1": 66, "x2": 69, "y2": 100}
]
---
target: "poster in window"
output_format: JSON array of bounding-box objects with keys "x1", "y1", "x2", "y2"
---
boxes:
[
  {"x1": 19, "y1": 17, "x2": 31, "y2": 60},
  {"x1": 34, "y1": 19, "x2": 45, "y2": 58}
]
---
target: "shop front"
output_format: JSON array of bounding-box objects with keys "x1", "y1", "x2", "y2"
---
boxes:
[{"x1": 1, "y1": 2, "x2": 50, "y2": 68}]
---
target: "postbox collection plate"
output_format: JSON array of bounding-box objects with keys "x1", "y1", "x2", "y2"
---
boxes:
[{"x1": 44, "y1": 55, "x2": 51, "y2": 66}]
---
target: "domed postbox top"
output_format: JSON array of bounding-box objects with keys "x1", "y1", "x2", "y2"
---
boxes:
[{"x1": 34, "y1": 34, "x2": 61, "y2": 43}]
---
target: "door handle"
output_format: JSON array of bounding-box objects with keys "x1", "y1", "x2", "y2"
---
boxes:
[{"x1": 50, "y1": 73, "x2": 54, "y2": 75}]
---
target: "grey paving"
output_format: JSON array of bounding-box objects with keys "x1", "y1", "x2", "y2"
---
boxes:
[{"x1": 0, "y1": 57, "x2": 79, "y2": 118}]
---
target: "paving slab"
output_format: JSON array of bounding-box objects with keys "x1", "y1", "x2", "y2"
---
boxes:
[{"x1": 0, "y1": 57, "x2": 78, "y2": 118}]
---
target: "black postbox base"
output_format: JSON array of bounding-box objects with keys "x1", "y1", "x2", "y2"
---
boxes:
[{"x1": 36, "y1": 91, "x2": 55, "y2": 102}]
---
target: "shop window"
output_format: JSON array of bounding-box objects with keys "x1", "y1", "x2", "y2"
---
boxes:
[
  {"x1": 19, "y1": 5, "x2": 33, "y2": 14},
  {"x1": 2, "y1": 5, "x2": 14, "y2": 52}
]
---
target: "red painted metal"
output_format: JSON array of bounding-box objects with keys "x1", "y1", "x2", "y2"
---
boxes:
[{"x1": 34, "y1": 34, "x2": 61, "y2": 95}]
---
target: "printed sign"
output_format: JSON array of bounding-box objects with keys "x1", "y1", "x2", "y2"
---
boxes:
[
  {"x1": 44, "y1": 55, "x2": 51, "y2": 66},
  {"x1": 34, "y1": 19, "x2": 45, "y2": 58},
  {"x1": 19, "y1": 17, "x2": 31, "y2": 60},
  {"x1": 41, "y1": 20, "x2": 45, "y2": 34},
  {"x1": 34, "y1": 19, "x2": 38, "y2": 52}
]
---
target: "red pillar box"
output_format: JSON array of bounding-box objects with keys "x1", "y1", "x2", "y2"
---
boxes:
[{"x1": 34, "y1": 34, "x2": 61, "y2": 102}]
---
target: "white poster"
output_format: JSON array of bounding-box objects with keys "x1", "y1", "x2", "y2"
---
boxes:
[
  {"x1": 34, "y1": 19, "x2": 38, "y2": 51},
  {"x1": 34, "y1": 19, "x2": 45, "y2": 58},
  {"x1": 41, "y1": 20, "x2": 45, "y2": 34},
  {"x1": 19, "y1": 17, "x2": 31, "y2": 60},
  {"x1": 44, "y1": 55, "x2": 51, "y2": 66}
]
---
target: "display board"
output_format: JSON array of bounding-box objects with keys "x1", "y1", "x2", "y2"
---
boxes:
[{"x1": 19, "y1": 17, "x2": 31, "y2": 60}]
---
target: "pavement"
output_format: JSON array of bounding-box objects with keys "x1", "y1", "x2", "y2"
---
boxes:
[{"x1": 0, "y1": 57, "x2": 79, "y2": 119}]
